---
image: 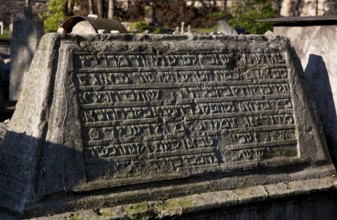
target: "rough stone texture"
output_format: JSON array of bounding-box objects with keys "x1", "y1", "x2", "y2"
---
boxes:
[
  {"x1": 9, "y1": 18, "x2": 44, "y2": 101},
  {"x1": 0, "y1": 120, "x2": 9, "y2": 146},
  {"x1": 29, "y1": 176, "x2": 337, "y2": 220},
  {"x1": 0, "y1": 33, "x2": 335, "y2": 218},
  {"x1": 274, "y1": 25, "x2": 337, "y2": 165}
]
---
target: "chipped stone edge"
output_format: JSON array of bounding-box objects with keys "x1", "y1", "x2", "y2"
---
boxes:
[{"x1": 27, "y1": 176, "x2": 337, "y2": 220}]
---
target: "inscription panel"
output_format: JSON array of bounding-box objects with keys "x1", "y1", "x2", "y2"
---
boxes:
[{"x1": 72, "y1": 40, "x2": 298, "y2": 182}]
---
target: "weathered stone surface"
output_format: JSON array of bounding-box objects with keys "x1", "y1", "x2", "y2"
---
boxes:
[
  {"x1": 0, "y1": 33, "x2": 335, "y2": 218},
  {"x1": 28, "y1": 176, "x2": 337, "y2": 219},
  {"x1": 0, "y1": 119, "x2": 9, "y2": 146}
]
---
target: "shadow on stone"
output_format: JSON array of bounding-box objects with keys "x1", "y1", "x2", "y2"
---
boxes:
[
  {"x1": 305, "y1": 54, "x2": 337, "y2": 166},
  {"x1": 0, "y1": 130, "x2": 85, "y2": 218}
]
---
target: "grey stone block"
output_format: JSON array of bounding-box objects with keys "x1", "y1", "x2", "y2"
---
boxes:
[{"x1": 0, "y1": 33, "x2": 335, "y2": 218}]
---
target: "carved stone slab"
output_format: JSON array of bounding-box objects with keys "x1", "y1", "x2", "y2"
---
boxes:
[{"x1": 0, "y1": 33, "x2": 334, "y2": 217}]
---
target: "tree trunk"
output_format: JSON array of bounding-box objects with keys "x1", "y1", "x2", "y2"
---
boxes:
[
  {"x1": 25, "y1": 0, "x2": 30, "y2": 7},
  {"x1": 67, "y1": 0, "x2": 74, "y2": 15},
  {"x1": 24, "y1": 0, "x2": 32, "y2": 18},
  {"x1": 153, "y1": 0, "x2": 157, "y2": 24},
  {"x1": 88, "y1": 0, "x2": 94, "y2": 14},
  {"x1": 108, "y1": 0, "x2": 114, "y2": 19},
  {"x1": 291, "y1": 0, "x2": 302, "y2": 16},
  {"x1": 97, "y1": 0, "x2": 103, "y2": 18}
]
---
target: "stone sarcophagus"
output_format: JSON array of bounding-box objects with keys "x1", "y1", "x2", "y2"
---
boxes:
[{"x1": 0, "y1": 33, "x2": 335, "y2": 218}]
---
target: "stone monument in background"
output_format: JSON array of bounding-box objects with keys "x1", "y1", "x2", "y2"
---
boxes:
[
  {"x1": 0, "y1": 33, "x2": 336, "y2": 219},
  {"x1": 9, "y1": 0, "x2": 44, "y2": 101},
  {"x1": 262, "y1": 16, "x2": 337, "y2": 166}
]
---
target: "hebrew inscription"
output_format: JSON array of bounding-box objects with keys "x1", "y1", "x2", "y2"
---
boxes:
[{"x1": 73, "y1": 45, "x2": 298, "y2": 181}]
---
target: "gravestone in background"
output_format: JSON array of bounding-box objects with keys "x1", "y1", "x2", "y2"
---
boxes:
[
  {"x1": 217, "y1": 20, "x2": 237, "y2": 35},
  {"x1": 0, "y1": 33, "x2": 335, "y2": 218},
  {"x1": 0, "y1": 21, "x2": 3, "y2": 35},
  {"x1": 9, "y1": 11, "x2": 44, "y2": 101}
]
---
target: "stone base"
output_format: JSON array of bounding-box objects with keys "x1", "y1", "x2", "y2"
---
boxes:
[{"x1": 18, "y1": 176, "x2": 335, "y2": 219}]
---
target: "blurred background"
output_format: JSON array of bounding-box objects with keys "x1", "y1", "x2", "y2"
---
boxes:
[{"x1": 0, "y1": 0, "x2": 337, "y2": 36}]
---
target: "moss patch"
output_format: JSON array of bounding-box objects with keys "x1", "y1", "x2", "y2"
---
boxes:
[
  {"x1": 121, "y1": 198, "x2": 195, "y2": 219},
  {"x1": 64, "y1": 213, "x2": 83, "y2": 220},
  {"x1": 123, "y1": 202, "x2": 159, "y2": 219}
]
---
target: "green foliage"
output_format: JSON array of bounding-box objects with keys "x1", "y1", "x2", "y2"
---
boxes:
[
  {"x1": 129, "y1": 21, "x2": 168, "y2": 34},
  {"x1": 40, "y1": 0, "x2": 67, "y2": 33},
  {"x1": 0, "y1": 29, "x2": 10, "y2": 39},
  {"x1": 208, "y1": 10, "x2": 232, "y2": 20},
  {"x1": 193, "y1": 26, "x2": 217, "y2": 34},
  {"x1": 229, "y1": 0, "x2": 278, "y2": 34},
  {"x1": 129, "y1": 21, "x2": 150, "y2": 33},
  {"x1": 152, "y1": 27, "x2": 162, "y2": 34}
]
